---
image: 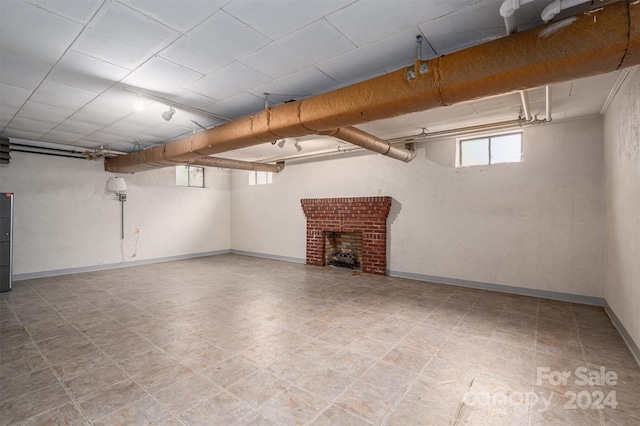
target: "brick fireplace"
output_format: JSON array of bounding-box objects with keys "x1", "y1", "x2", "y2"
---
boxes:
[{"x1": 301, "y1": 197, "x2": 392, "y2": 275}]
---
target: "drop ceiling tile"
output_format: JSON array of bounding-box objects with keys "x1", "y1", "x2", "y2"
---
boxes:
[
  {"x1": 9, "y1": 116, "x2": 58, "y2": 134},
  {"x1": 570, "y1": 71, "x2": 621, "y2": 96},
  {"x1": 89, "y1": 86, "x2": 145, "y2": 114},
  {"x1": 205, "y1": 92, "x2": 264, "y2": 120},
  {"x1": 188, "y1": 62, "x2": 271, "y2": 100},
  {"x1": 15, "y1": 101, "x2": 74, "y2": 124},
  {"x1": 400, "y1": 103, "x2": 478, "y2": 128},
  {"x1": 327, "y1": 0, "x2": 476, "y2": 47},
  {"x1": 81, "y1": 132, "x2": 132, "y2": 146},
  {"x1": 317, "y1": 28, "x2": 426, "y2": 84},
  {"x1": 141, "y1": 122, "x2": 191, "y2": 140},
  {"x1": 0, "y1": 0, "x2": 82, "y2": 64},
  {"x1": 122, "y1": 56, "x2": 204, "y2": 94},
  {"x1": 28, "y1": 0, "x2": 103, "y2": 24},
  {"x1": 0, "y1": 84, "x2": 31, "y2": 108},
  {"x1": 469, "y1": 92, "x2": 521, "y2": 114},
  {"x1": 30, "y1": 81, "x2": 97, "y2": 110},
  {"x1": 355, "y1": 117, "x2": 412, "y2": 138},
  {"x1": 102, "y1": 140, "x2": 144, "y2": 152},
  {"x1": 161, "y1": 11, "x2": 270, "y2": 74},
  {"x1": 121, "y1": 102, "x2": 169, "y2": 125},
  {"x1": 250, "y1": 66, "x2": 339, "y2": 101},
  {"x1": 166, "y1": 89, "x2": 218, "y2": 110},
  {"x1": 47, "y1": 51, "x2": 130, "y2": 94},
  {"x1": 69, "y1": 103, "x2": 132, "y2": 127},
  {"x1": 0, "y1": 49, "x2": 52, "y2": 91},
  {"x1": 41, "y1": 129, "x2": 85, "y2": 144},
  {"x1": 72, "y1": 1, "x2": 180, "y2": 70},
  {"x1": 100, "y1": 120, "x2": 151, "y2": 138},
  {"x1": 555, "y1": 90, "x2": 610, "y2": 118},
  {"x1": 0, "y1": 105, "x2": 19, "y2": 124},
  {"x1": 53, "y1": 119, "x2": 104, "y2": 136},
  {"x1": 121, "y1": 0, "x2": 228, "y2": 33},
  {"x1": 223, "y1": 0, "x2": 353, "y2": 40},
  {"x1": 240, "y1": 20, "x2": 356, "y2": 78},
  {"x1": 41, "y1": 129, "x2": 83, "y2": 145},
  {"x1": 418, "y1": 1, "x2": 505, "y2": 55},
  {"x1": 4, "y1": 129, "x2": 46, "y2": 140}
]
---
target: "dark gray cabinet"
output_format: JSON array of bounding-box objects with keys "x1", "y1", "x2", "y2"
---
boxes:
[{"x1": 0, "y1": 192, "x2": 13, "y2": 292}]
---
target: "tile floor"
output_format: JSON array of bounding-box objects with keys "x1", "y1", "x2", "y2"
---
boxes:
[{"x1": 1, "y1": 254, "x2": 639, "y2": 425}]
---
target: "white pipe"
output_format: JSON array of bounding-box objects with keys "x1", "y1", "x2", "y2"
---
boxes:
[
  {"x1": 259, "y1": 118, "x2": 545, "y2": 164},
  {"x1": 519, "y1": 90, "x2": 532, "y2": 121},
  {"x1": 541, "y1": 0, "x2": 591, "y2": 22},
  {"x1": 545, "y1": 85, "x2": 552, "y2": 122}
]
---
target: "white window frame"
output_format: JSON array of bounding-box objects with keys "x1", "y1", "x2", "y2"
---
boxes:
[
  {"x1": 248, "y1": 170, "x2": 273, "y2": 186},
  {"x1": 176, "y1": 165, "x2": 205, "y2": 188},
  {"x1": 455, "y1": 130, "x2": 523, "y2": 168}
]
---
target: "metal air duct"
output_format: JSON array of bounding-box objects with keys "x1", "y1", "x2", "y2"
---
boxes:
[{"x1": 105, "y1": 0, "x2": 640, "y2": 174}]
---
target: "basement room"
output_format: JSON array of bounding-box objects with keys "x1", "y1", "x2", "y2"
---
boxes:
[{"x1": 0, "y1": 0, "x2": 639, "y2": 424}]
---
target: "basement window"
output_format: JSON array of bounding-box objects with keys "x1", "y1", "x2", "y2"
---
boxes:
[
  {"x1": 457, "y1": 132, "x2": 522, "y2": 167},
  {"x1": 176, "y1": 166, "x2": 204, "y2": 187},
  {"x1": 249, "y1": 171, "x2": 273, "y2": 185}
]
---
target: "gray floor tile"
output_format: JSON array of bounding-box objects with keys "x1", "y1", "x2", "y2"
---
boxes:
[{"x1": 1, "y1": 255, "x2": 638, "y2": 425}]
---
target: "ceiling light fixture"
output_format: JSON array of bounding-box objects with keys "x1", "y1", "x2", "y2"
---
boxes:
[
  {"x1": 123, "y1": 87, "x2": 231, "y2": 122},
  {"x1": 162, "y1": 106, "x2": 176, "y2": 121}
]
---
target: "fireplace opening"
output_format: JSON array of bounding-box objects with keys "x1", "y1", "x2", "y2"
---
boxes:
[
  {"x1": 325, "y1": 232, "x2": 362, "y2": 270},
  {"x1": 329, "y1": 251, "x2": 359, "y2": 269}
]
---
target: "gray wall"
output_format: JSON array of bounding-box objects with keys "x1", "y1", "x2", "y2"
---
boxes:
[
  {"x1": 603, "y1": 67, "x2": 640, "y2": 349},
  {"x1": 0, "y1": 152, "x2": 231, "y2": 275},
  {"x1": 231, "y1": 117, "x2": 605, "y2": 298}
]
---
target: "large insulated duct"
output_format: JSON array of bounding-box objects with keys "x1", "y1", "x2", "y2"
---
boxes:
[
  {"x1": 191, "y1": 157, "x2": 284, "y2": 173},
  {"x1": 319, "y1": 127, "x2": 416, "y2": 162},
  {"x1": 105, "y1": 0, "x2": 640, "y2": 173}
]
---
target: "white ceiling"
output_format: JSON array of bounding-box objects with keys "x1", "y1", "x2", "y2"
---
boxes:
[{"x1": 0, "y1": 0, "x2": 623, "y2": 162}]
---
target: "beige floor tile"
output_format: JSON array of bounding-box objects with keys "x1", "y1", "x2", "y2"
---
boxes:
[
  {"x1": 266, "y1": 351, "x2": 315, "y2": 382},
  {"x1": 152, "y1": 374, "x2": 220, "y2": 414},
  {"x1": 311, "y1": 404, "x2": 373, "y2": 425},
  {"x1": 64, "y1": 363, "x2": 128, "y2": 399},
  {"x1": 296, "y1": 366, "x2": 356, "y2": 401},
  {"x1": 116, "y1": 348, "x2": 176, "y2": 377},
  {"x1": 180, "y1": 391, "x2": 254, "y2": 425},
  {"x1": 134, "y1": 362, "x2": 194, "y2": 394},
  {"x1": 323, "y1": 348, "x2": 377, "y2": 379},
  {"x1": 78, "y1": 378, "x2": 147, "y2": 422},
  {"x1": 200, "y1": 356, "x2": 258, "y2": 388},
  {"x1": 228, "y1": 369, "x2": 289, "y2": 408},
  {"x1": 0, "y1": 383, "x2": 72, "y2": 426},
  {"x1": 260, "y1": 385, "x2": 328, "y2": 425},
  {"x1": 51, "y1": 351, "x2": 112, "y2": 381},
  {"x1": 335, "y1": 380, "x2": 398, "y2": 424},
  {"x1": 92, "y1": 396, "x2": 174, "y2": 425},
  {"x1": 0, "y1": 367, "x2": 58, "y2": 401},
  {"x1": 235, "y1": 410, "x2": 279, "y2": 425},
  {"x1": 382, "y1": 345, "x2": 433, "y2": 373},
  {"x1": 385, "y1": 399, "x2": 454, "y2": 426},
  {"x1": 2, "y1": 255, "x2": 638, "y2": 425},
  {"x1": 21, "y1": 402, "x2": 89, "y2": 426},
  {"x1": 0, "y1": 352, "x2": 48, "y2": 382}
]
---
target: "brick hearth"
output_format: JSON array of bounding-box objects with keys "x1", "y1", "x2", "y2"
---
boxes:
[{"x1": 301, "y1": 197, "x2": 392, "y2": 275}]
